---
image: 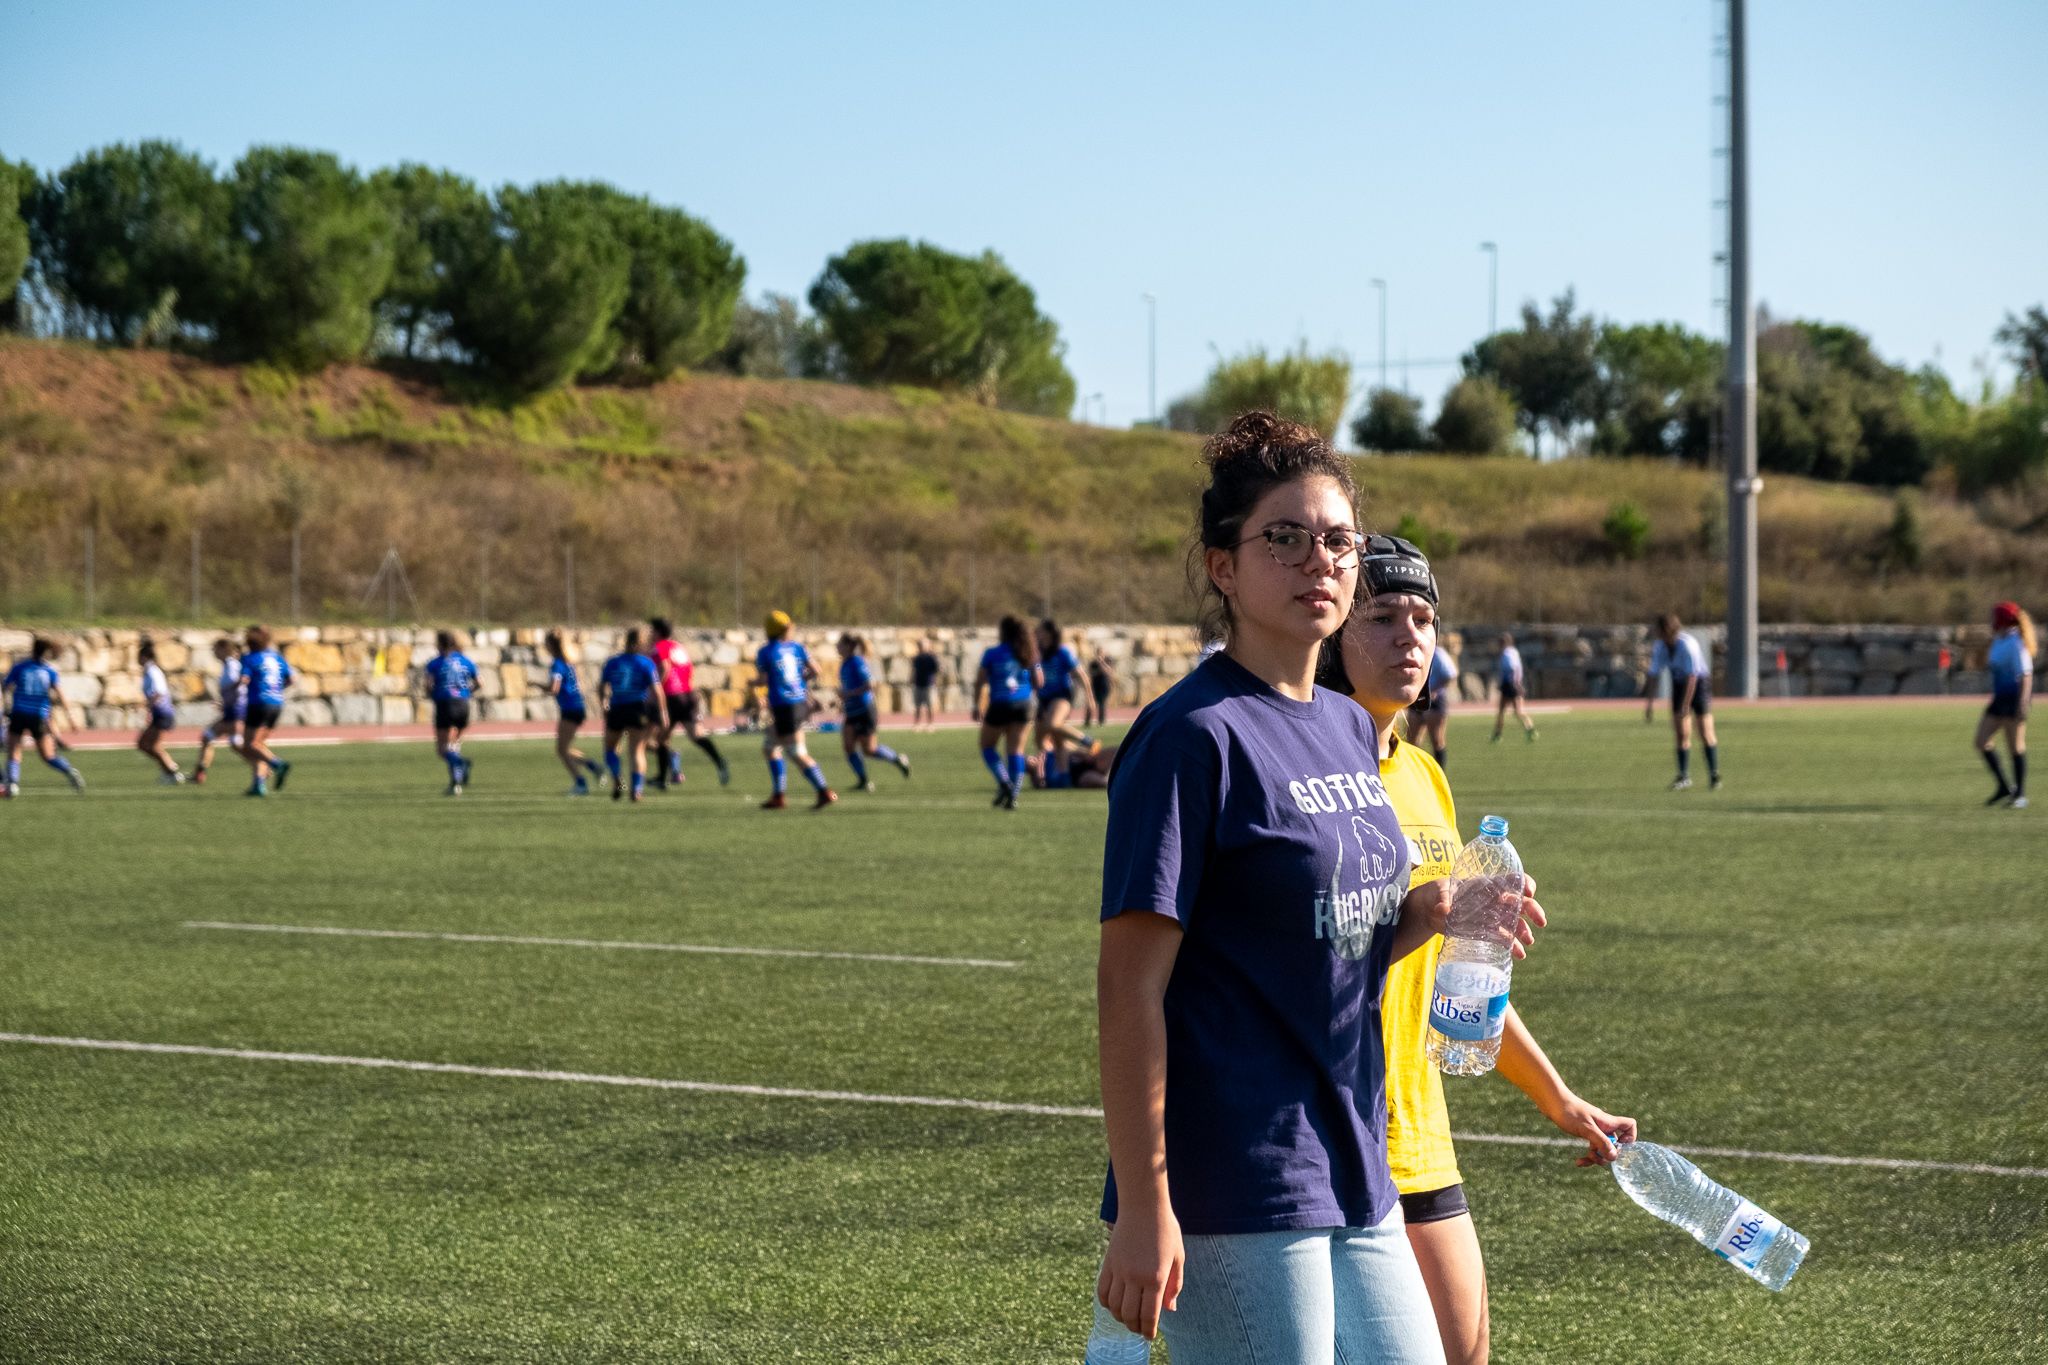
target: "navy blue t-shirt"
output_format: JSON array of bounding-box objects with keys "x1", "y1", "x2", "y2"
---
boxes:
[
  {"x1": 839, "y1": 655, "x2": 876, "y2": 717},
  {"x1": 1099, "y1": 652, "x2": 1411, "y2": 1235}
]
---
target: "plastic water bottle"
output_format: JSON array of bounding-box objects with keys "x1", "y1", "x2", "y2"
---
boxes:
[
  {"x1": 1425, "y1": 814, "x2": 1522, "y2": 1077},
  {"x1": 1609, "y1": 1138, "x2": 1810, "y2": 1291},
  {"x1": 1083, "y1": 1301, "x2": 1150, "y2": 1363}
]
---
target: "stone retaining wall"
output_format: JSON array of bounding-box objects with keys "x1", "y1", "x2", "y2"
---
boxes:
[{"x1": 0, "y1": 621, "x2": 2028, "y2": 730}]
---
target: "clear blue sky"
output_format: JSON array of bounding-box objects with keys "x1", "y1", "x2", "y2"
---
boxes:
[{"x1": 5, "y1": 0, "x2": 2043, "y2": 431}]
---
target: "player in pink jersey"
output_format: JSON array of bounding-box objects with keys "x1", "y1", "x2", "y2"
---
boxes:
[{"x1": 650, "y1": 618, "x2": 730, "y2": 789}]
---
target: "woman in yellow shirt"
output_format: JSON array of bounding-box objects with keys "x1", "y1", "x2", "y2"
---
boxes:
[{"x1": 1324, "y1": 534, "x2": 1637, "y2": 1365}]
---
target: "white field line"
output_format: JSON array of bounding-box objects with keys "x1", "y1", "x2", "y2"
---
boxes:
[
  {"x1": 6, "y1": 1031, "x2": 2045, "y2": 1180},
  {"x1": 184, "y1": 920, "x2": 1020, "y2": 970},
  {"x1": 0, "y1": 1034, "x2": 1096, "y2": 1118}
]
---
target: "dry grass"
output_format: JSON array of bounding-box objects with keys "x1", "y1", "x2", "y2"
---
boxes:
[{"x1": 0, "y1": 338, "x2": 2039, "y2": 628}]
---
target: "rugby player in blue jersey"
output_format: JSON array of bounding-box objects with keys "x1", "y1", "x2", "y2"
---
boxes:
[
  {"x1": 1979, "y1": 600, "x2": 2034, "y2": 809},
  {"x1": 1031, "y1": 619, "x2": 1098, "y2": 770},
  {"x1": 237, "y1": 625, "x2": 295, "y2": 797},
  {"x1": 546, "y1": 630, "x2": 608, "y2": 797},
  {"x1": 192, "y1": 636, "x2": 244, "y2": 786},
  {"x1": 423, "y1": 631, "x2": 480, "y2": 795},
  {"x1": 974, "y1": 615, "x2": 1042, "y2": 809},
  {"x1": 3, "y1": 637, "x2": 87, "y2": 798},
  {"x1": 599, "y1": 627, "x2": 660, "y2": 803},
  {"x1": 754, "y1": 611, "x2": 836, "y2": 811},
  {"x1": 834, "y1": 632, "x2": 910, "y2": 792}
]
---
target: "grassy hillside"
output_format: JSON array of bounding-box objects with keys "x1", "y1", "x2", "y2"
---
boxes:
[{"x1": 0, "y1": 337, "x2": 2039, "y2": 627}]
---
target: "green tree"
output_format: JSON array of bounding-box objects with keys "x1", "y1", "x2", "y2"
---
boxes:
[
  {"x1": 442, "y1": 182, "x2": 630, "y2": 395},
  {"x1": 720, "y1": 293, "x2": 835, "y2": 378},
  {"x1": 1350, "y1": 387, "x2": 1426, "y2": 452},
  {"x1": 562, "y1": 183, "x2": 744, "y2": 379},
  {"x1": 0, "y1": 157, "x2": 31, "y2": 331},
  {"x1": 1179, "y1": 344, "x2": 1351, "y2": 436},
  {"x1": 1995, "y1": 306, "x2": 2047, "y2": 387},
  {"x1": 29, "y1": 140, "x2": 229, "y2": 342},
  {"x1": 1756, "y1": 319, "x2": 1932, "y2": 486},
  {"x1": 1431, "y1": 375, "x2": 1518, "y2": 455},
  {"x1": 371, "y1": 163, "x2": 488, "y2": 360},
  {"x1": 809, "y1": 239, "x2": 1075, "y2": 416},
  {"x1": 1463, "y1": 290, "x2": 1600, "y2": 455},
  {"x1": 207, "y1": 147, "x2": 396, "y2": 370},
  {"x1": 1591, "y1": 322, "x2": 1723, "y2": 460}
]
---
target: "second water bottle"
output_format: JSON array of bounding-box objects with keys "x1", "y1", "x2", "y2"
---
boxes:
[{"x1": 1425, "y1": 814, "x2": 1522, "y2": 1077}]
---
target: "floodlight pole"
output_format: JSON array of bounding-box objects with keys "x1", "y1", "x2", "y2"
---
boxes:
[
  {"x1": 1725, "y1": 0, "x2": 1760, "y2": 697},
  {"x1": 1372, "y1": 279, "x2": 1388, "y2": 393},
  {"x1": 1479, "y1": 242, "x2": 1498, "y2": 336},
  {"x1": 1143, "y1": 292, "x2": 1158, "y2": 422}
]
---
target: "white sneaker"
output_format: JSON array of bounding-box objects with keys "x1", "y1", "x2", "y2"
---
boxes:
[
  {"x1": 65, "y1": 769, "x2": 86, "y2": 793},
  {"x1": 2014, "y1": 796, "x2": 2030, "y2": 810},
  {"x1": 158, "y1": 771, "x2": 185, "y2": 786},
  {"x1": 1669, "y1": 776, "x2": 1693, "y2": 791},
  {"x1": 3, "y1": 781, "x2": 17, "y2": 799}
]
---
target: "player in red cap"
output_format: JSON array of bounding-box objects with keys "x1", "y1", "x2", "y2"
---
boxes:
[{"x1": 1977, "y1": 601, "x2": 2034, "y2": 808}]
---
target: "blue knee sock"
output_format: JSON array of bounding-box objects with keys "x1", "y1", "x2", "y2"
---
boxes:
[
  {"x1": 47, "y1": 755, "x2": 77, "y2": 777},
  {"x1": 631, "y1": 770, "x2": 644, "y2": 796},
  {"x1": 770, "y1": 757, "x2": 787, "y2": 794},
  {"x1": 873, "y1": 744, "x2": 901, "y2": 765},
  {"x1": 848, "y1": 751, "x2": 869, "y2": 784},
  {"x1": 1008, "y1": 752, "x2": 1027, "y2": 789},
  {"x1": 981, "y1": 746, "x2": 1006, "y2": 787},
  {"x1": 5, "y1": 759, "x2": 18, "y2": 784},
  {"x1": 803, "y1": 761, "x2": 829, "y2": 792},
  {"x1": 605, "y1": 750, "x2": 622, "y2": 781},
  {"x1": 444, "y1": 750, "x2": 463, "y2": 779}
]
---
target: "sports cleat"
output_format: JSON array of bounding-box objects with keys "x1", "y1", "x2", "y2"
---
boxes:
[
  {"x1": 1526, "y1": 728, "x2": 1538, "y2": 742},
  {"x1": 245, "y1": 782, "x2": 267, "y2": 798},
  {"x1": 272, "y1": 760, "x2": 292, "y2": 791},
  {"x1": 159, "y1": 771, "x2": 184, "y2": 786},
  {"x1": 1987, "y1": 789, "x2": 2015, "y2": 807},
  {"x1": 629, "y1": 788, "x2": 643, "y2": 803},
  {"x1": 761, "y1": 792, "x2": 788, "y2": 810},
  {"x1": 896, "y1": 754, "x2": 912, "y2": 778},
  {"x1": 2, "y1": 782, "x2": 16, "y2": 799},
  {"x1": 612, "y1": 779, "x2": 624, "y2": 802},
  {"x1": 2014, "y1": 796, "x2": 2031, "y2": 810},
  {"x1": 717, "y1": 764, "x2": 732, "y2": 787},
  {"x1": 1669, "y1": 776, "x2": 1693, "y2": 791},
  {"x1": 192, "y1": 768, "x2": 208, "y2": 786},
  {"x1": 1710, "y1": 773, "x2": 1723, "y2": 791},
  {"x1": 1490, "y1": 732, "x2": 1503, "y2": 744},
  {"x1": 65, "y1": 768, "x2": 86, "y2": 793},
  {"x1": 814, "y1": 788, "x2": 839, "y2": 809},
  {"x1": 567, "y1": 784, "x2": 590, "y2": 798},
  {"x1": 856, "y1": 779, "x2": 877, "y2": 793},
  {"x1": 993, "y1": 785, "x2": 1011, "y2": 808}
]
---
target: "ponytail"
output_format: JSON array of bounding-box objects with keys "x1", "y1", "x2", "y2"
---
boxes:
[{"x1": 2020, "y1": 609, "x2": 2039, "y2": 661}]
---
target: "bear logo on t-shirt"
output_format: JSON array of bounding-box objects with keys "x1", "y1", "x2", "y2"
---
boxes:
[{"x1": 1351, "y1": 816, "x2": 1399, "y2": 884}]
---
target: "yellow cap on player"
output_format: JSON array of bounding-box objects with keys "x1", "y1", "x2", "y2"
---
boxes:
[{"x1": 765, "y1": 610, "x2": 792, "y2": 638}]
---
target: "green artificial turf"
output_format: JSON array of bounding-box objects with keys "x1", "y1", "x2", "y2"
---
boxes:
[{"x1": 2, "y1": 704, "x2": 2042, "y2": 1362}]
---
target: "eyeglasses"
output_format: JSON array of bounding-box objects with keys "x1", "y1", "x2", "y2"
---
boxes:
[{"x1": 1233, "y1": 524, "x2": 1365, "y2": 569}]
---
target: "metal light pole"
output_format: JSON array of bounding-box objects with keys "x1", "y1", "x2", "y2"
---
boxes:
[
  {"x1": 1479, "y1": 242, "x2": 1498, "y2": 336},
  {"x1": 1142, "y1": 292, "x2": 1158, "y2": 423},
  {"x1": 1370, "y1": 279, "x2": 1389, "y2": 394},
  {"x1": 1725, "y1": 0, "x2": 1760, "y2": 697}
]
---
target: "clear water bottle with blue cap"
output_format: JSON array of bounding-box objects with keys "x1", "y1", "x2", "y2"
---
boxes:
[
  {"x1": 1608, "y1": 1135, "x2": 1810, "y2": 1290},
  {"x1": 1426, "y1": 814, "x2": 1522, "y2": 1077}
]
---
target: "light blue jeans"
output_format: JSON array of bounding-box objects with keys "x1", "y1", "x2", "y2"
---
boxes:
[{"x1": 1158, "y1": 1208, "x2": 1446, "y2": 1365}]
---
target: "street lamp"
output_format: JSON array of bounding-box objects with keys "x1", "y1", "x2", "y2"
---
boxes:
[
  {"x1": 1369, "y1": 278, "x2": 1387, "y2": 393},
  {"x1": 1143, "y1": 294, "x2": 1159, "y2": 421},
  {"x1": 1479, "y1": 241, "x2": 1498, "y2": 336}
]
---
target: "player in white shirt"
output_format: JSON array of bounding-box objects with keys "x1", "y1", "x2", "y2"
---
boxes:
[
  {"x1": 134, "y1": 638, "x2": 185, "y2": 785},
  {"x1": 1489, "y1": 632, "x2": 1536, "y2": 742},
  {"x1": 1643, "y1": 613, "x2": 1720, "y2": 790}
]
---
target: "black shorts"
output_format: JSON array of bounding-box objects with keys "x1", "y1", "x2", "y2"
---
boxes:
[
  {"x1": 1406, "y1": 691, "x2": 1433, "y2": 721},
  {"x1": 559, "y1": 707, "x2": 587, "y2": 726},
  {"x1": 214, "y1": 707, "x2": 245, "y2": 733},
  {"x1": 1498, "y1": 680, "x2": 1522, "y2": 703},
  {"x1": 984, "y1": 698, "x2": 1031, "y2": 728},
  {"x1": 6, "y1": 712, "x2": 48, "y2": 741},
  {"x1": 769, "y1": 702, "x2": 805, "y2": 740},
  {"x1": 1035, "y1": 691, "x2": 1072, "y2": 722},
  {"x1": 146, "y1": 705, "x2": 176, "y2": 731},
  {"x1": 1677, "y1": 677, "x2": 1712, "y2": 716},
  {"x1": 434, "y1": 699, "x2": 472, "y2": 732},
  {"x1": 665, "y1": 693, "x2": 700, "y2": 728},
  {"x1": 1987, "y1": 690, "x2": 2024, "y2": 720},
  {"x1": 245, "y1": 701, "x2": 283, "y2": 731},
  {"x1": 605, "y1": 701, "x2": 653, "y2": 733},
  {"x1": 1399, "y1": 1183, "x2": 1471, "y2": 1226},
  {"x1": 844, "y1": 709, "x2": 877, "y2": 741},
  {"x1": 1091, "y1": 680, "x2": 1112, "y2": 704}
]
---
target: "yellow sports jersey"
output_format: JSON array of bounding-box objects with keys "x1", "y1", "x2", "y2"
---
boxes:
[{"x1": 1376, "y1": 733, "x2": 1465, "y2": 1194}]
